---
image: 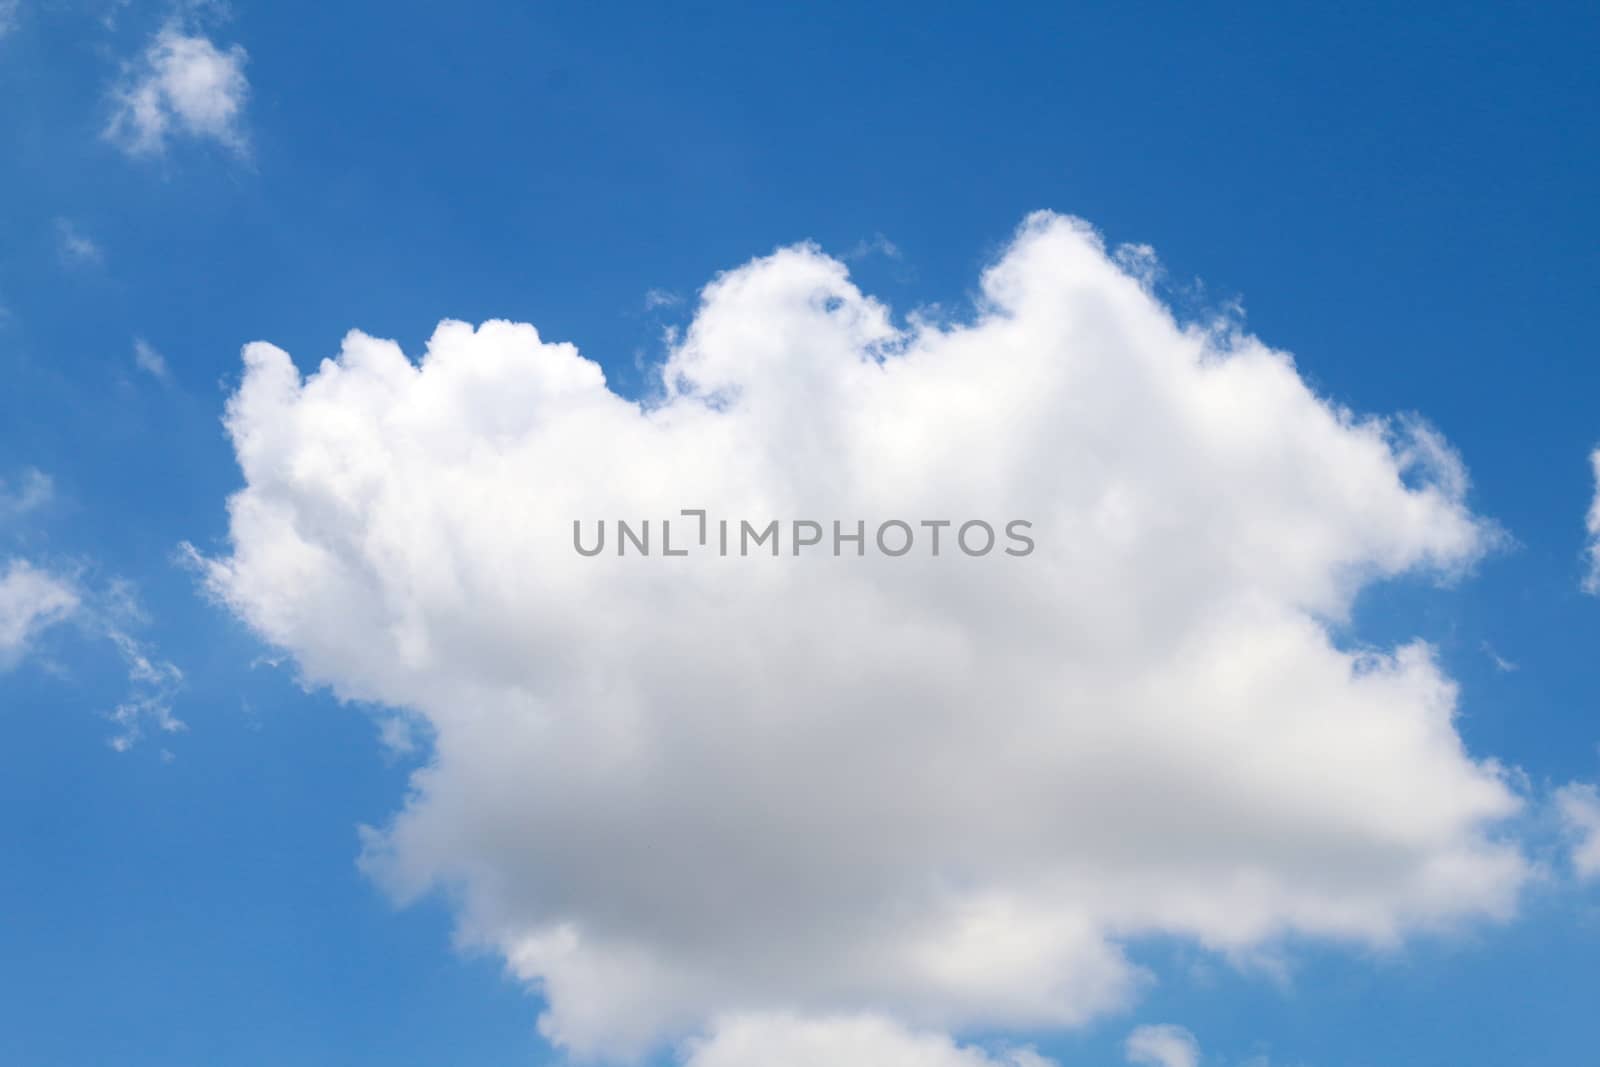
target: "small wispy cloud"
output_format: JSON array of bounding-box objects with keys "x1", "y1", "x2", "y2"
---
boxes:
[
  {"x1": 107, "y1": 20, "x2": 250, "y2": 158},
  {"x1": 1481, "y1": 641, "x2": 1518, "y2": 673},
  {"x1": 105, "y1": 626, "x2": 185, "y2": 751},
  {"x1": 1556, "y1": 782, "x2": 1600, "y2": 881},
  {"x1": 56, "y1": 219, "x2": 104, "y2": 267},
  {"x1": 643, "y1": 288, "x2": 682, "y2": 311},
  {"x1": 0, "y1": 470, "x2": 73, "y2": 670},
  {"x1": 0, "y1": 467, "x2": 53, "y2": 522},
  {"x1": 133, "y1": 337, "x2": 171, "y2": 382},
  {"x1": 842, "y1": 232, "x2": 902, "y2": 261},
  {"x1": 91, "y1": 577, "x2": 186, "y2": 751},
  {"x1": 0, "y1": 559, "x2": 80, "y2": 671},
  {"x1": 0, "y1": 531, "x2": 184, "y2": 751},
  {"x1": 0, "y1": 0, "x2": 21, "y2": 39},
  {"x1": 1126, "y1": 1025, "x2": 1201, "y2": 1067}
]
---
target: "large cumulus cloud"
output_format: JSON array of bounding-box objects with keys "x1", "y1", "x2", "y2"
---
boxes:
[{"x1": 198, "y1": 213, "x2": 1525, "y2": 1059}]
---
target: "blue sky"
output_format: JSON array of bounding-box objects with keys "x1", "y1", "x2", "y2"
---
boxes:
[{"x1": 2, "y1": 2, "x2": 1598, "y2": 1065}]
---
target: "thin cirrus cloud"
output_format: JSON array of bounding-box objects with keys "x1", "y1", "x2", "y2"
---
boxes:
[
  {"x1": 133, "y1": 337, "x2": 172, "y2": 382},
  {"x1": 104, "y1": 625, "x2": 185, "y2": 751},
  {"x1": 1, "y1": 467, "x2": 184, "y2": 749},
  {"x1": 106, "y1": 21, "x2": 250, "y2": 158},
  {"x1": 197, "y1": 212, "x2": 1527, "y2": 1061},
  {"x1": 56, "y1": 219, "x2": 104, "y2": 267}
]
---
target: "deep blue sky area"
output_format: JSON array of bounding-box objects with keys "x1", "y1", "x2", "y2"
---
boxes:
[{"x1": 1, "y1": 2, "x2": 1597, "y2": 1065}]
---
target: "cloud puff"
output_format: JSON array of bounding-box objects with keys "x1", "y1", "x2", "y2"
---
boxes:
[
  {"x1": 56, "y1": 219, "x2": 104, "y2": 268},
  {"x1": 0, "y1": 559, "x2": 79, "y2": 670},
  {"x1": 1555, "y1": 783, "x2": 1600, "y2": 880},
  {"x1": 133, "y1": 337, "x2": 171, "y2": 382},
  {"x1": 682, "y1": 1014, "x2": 1053, "y2": 1067},
  {"x1": 199, "y1": 213, "x2": 1526, "y2": 1059},
  {"x1": 0, "y1": 470, "x2": 77, "y2": 669},
  {"x1": 1125, "y1": 1024, "x2": 1200, "y2": 1067},
  {"x1": 107, "y1": 22, "x2": 249, "y2": 157}
]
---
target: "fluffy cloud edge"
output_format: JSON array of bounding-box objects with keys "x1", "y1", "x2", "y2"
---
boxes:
[{"x1": 200, "y1": 212, "x2": 1531, "y2": 1059}]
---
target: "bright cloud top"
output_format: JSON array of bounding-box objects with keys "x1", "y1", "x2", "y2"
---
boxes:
[
  {"x1": 201, "y1": 213, "x2": 1525, "y2": 1059},
  {"x1": 108, "y1": 23, "x2": 250, "y2": 157}
]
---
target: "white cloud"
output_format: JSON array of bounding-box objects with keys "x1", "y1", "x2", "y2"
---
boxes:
[
  {"x1": 91, "y1": 576, "x2": 186, "y2": 750},
  {"x1": 104, "y1": 625, "x2": 185, "y2": 751},
  {"x1": 56, "y1": 219, "x2": 104, "y2": 267},
  {"x1": 1480, "y1": 641, "x2": 1517, "y2": 673},
  {"x1": 1555, "y1": 783, "x2": 1600, "y2": 880},
  {"x1": 644, "y1": 288, "x2": 682, "y2": 310},
  {"x1": 108, "y1": 22, "x2": 249, "y2": 157},
  {"x1": 682, "y1": 1014, "x2": 1052, "y2": 1067},
  {"x1": 1584, "y1": 449, "x2": 1600, "y2": 594},
  {"x1": 0, "y1": 467, "x2": 53, "y2": 522},
  {"x1": 844, "y1": 232, "x2": 904, "y2": 261},
  {"x1": 198, "y1": 213, "x2": 1527, "y2": 1060},
  {"x1": 0, "y1": 559, "x2": 79, "y2": 669},
  {"x1": 0, "y1": 470, "x2": 183, "y2": 744},
  {"x1": 0, "y1": 471, "x2": 76, "y2": 670},
  {"x1": 1125, "y1": 1024, "x2": 1200, "y2": 1067},
  {"x1": 134, "y1": 337, "x2": 171, "y2": 382}
]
